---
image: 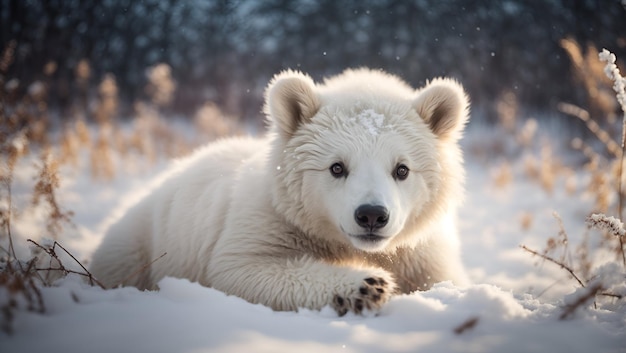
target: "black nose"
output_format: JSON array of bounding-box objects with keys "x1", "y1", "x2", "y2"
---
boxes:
[{"x1": 354, "y1": 204, "x2": 389, "y2": 230}]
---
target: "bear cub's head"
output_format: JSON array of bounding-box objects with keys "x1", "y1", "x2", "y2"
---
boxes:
[{"x1": 266, "y1": 69, "x2": 469, "y2": 252}]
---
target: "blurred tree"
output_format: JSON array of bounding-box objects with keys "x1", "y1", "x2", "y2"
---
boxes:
[{"x1": 0, "y1": 0, "x2": 624, "y2": 124}]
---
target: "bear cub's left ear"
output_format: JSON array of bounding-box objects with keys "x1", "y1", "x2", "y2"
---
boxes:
[{"x1": 412, "y1": 78, "x2": 469, "y2": 141}]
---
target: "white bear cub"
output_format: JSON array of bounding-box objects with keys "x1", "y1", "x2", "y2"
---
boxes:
[{"x1": 90, "y1": 68, "x2": 470, "y2": 316}]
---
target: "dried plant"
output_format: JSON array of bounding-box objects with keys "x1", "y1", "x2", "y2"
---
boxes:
[
  {"x1": 519, "y1": 211, "x2": 533, "y2": 231},
  {"x1": 587, "y1": 213, "x2": 626, "y2": 239},
  {"x1": 31, "y1": 151, "x2": 74, "y2": 238},
  {"x1": 194, "y1": 102, "x2": 239, "y2": 140},
  {"x1": 74, "y1": 59, "x2": 91, "y2": 117},
  {"x1": 587, "y1": 213, "x2": 626, "y2": 266},
  {"x1": 145, "y1": 63, "x2": 177, "y2": 108},
  {"x1": 559, "y1": 283, "x2": 603, "y2": 320},
  {"x1": 599, "y1": 49, "x2": 626, "y2": 219},
  {"x1": 560, "y1": 39, "x2": 617, "y2": 124},
  {"x1": 0, "y1": 259, "x2": 45, "y2": 334},
  {"x1": 1, "y1": 141, "x2": 93, "y2": 334},
  {"x1": 0, "y1": 40, "x2": 16, "y2": 74},
  {"x1": 0, "y1": 50, "x2": 239, "y2": 334},
  {"x1": 516, "y1": 118, "x2": 537, "y2": 148},
  {"x1": 58, "y1": 124, "x2": 80, "y2": 167},
  {"x1": 27, "y1": 239, "x2": 105, "y2": 288},
  {"x1": 1, "y1": 140, "x2": 42, "y2": 334},
  {"x1": 94, "y1": 74, "x2": 118, "y2": 126},
  {"x1": 453, "y1": 316, "x2": 479, "y2": 335},
  {"x1": 491, "y1": 161, "x2": 513, "y2": 188},
  {"x1": 521, "y1": 49, "x2": 626, "y2": 320},
  {"x1": 90, "y1": 126, "x2": 116, "y2": 181},
  {"x1": 521, "y1": 231, "x2": 623, "y2": 320},
  {"x1": 496, "y1": 90, "x2": 518, "y2": 134}
]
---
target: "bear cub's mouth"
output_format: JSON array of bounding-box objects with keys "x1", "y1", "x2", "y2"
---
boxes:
[{"x1": 350, "y1": 233, "x2": 388, "y2": 243}]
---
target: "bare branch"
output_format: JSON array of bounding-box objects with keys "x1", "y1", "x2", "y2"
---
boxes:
[
  {"x1": 520, "y1": 245, "x2": 586, "y2": 288},
  {"x1": 114, "y1": 252, "x2": 167, "y2": 288}
]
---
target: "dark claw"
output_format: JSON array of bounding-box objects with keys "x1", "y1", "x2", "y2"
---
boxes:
[
  {"x1": 335, "y1": 296, "x2": 344, "y2": 306},
  {"x1": 376, "y1": 287, "x2": 384, "y2": 293},
  {"x1": 359, "y1": 286, "x2": 368, "y2": 295},
  {"x1": 355, "y1": 298, "x2": 363, "y2": 312},
  {"x1": 364, "y1": 277, "x2": 377, "y2": 285}
]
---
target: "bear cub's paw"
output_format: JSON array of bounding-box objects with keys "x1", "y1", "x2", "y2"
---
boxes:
[{"x1": 332, "y1": 276, "x2": 395, "y2": 316}]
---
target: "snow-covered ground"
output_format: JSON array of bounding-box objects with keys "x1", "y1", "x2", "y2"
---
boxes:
[{"x1": 1, "y1": 126, "x2": 625, "y2": 353}]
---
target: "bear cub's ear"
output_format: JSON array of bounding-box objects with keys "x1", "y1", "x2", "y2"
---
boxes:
[
  {"x1": 412, "y1": 78, "x2": 469, "y2": 141},
  {"x1": 265, "y1": 70, "x2": 321, "y2": 138}
]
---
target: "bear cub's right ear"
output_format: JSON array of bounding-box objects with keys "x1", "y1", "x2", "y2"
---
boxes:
[{"x1": 265, "y1": 70, "x2": 321, "y2": 138}]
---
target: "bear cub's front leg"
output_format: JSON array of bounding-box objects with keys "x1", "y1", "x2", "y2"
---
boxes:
[{"x1": 208, "y1": 255, "x2": 397, "y2": 315}]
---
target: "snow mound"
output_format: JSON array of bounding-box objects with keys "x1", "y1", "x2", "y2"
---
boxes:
[{"x1": 1, "y1": 277, "x2": 623, "y2": 353}]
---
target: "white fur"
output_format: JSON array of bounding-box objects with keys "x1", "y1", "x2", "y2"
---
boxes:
[{"x1": 89, "y1": 68, "x2": 470, "y2": 314}]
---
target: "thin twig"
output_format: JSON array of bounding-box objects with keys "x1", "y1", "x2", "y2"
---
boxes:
[
  {"x1": 51, "y1": 241, "x2": 93, "y2": 280},
  {"x1": 27, "y1": 239, "x2": 106, "y2": 289},
  {"x1": 535, "y1": 277, "x2": 568, "y2": 299},
  {"x1": 5, "y1": 180, "x2": 24, "y2": 273},
  {"x1": 599, "y1": 48, "x2": 626, "y2": 266},
  {"x1": 618, "y1": 142, "x2": 625, "y2": 220},
  {"x1": 520, "y1": 245, "x2": 586, "y2": 288},
  {"x1": 453, "y1": 316, "x2": 479, "y2": 335},
  {"x1": 114, "y1": 252, "x2": 167, "y2": 288},
  {"x1": 558, "y1": 103, "x2": 621, "y2": 157},
  {"x1": 559, "y1": 283, "x2": 602, "y2": 320},
  {"x1": 34, "y1": 267, "x2": 104, "y2": 282},
  {"x1": 599, "y1": 291, "x2": 623, "y2": 299},
  {"x1": 618, "y1": 112, "x2": 626, "y2": 266}
]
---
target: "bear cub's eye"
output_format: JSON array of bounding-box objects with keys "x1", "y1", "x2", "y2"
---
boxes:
[
  {"x1": 330, "y1": 162, "x2": 347, "y2": 178},
  {"x1": 395, "y1": 164, "x2": 409, "y2": 180}
]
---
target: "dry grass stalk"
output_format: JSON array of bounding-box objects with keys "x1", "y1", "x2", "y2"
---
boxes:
[
  {"x1": 586, "y1": 213, "x2": 626, "y2": 266},
  {"x1": 145, "y1": 63, "x2": 176, "y2": 108},
  {"x1": 516, "y1": 118, "x2": 537, "y2": 148},
  {"x1": 519, "y1": 212, "x2": 533, "y2": 231},
  {"x1": 194, "y1": 102, "x2": 238, "y2": 139},
  {"x1": 559, "y1": 283, "x2": 602, "y2": 320},
  {"x1": 586, "y1": 213, "x2": 626, "y2": 238},
  {"x1": 570, "y1": 138, "x2": 606, "y2": 168},
  {"x1": 575, "y1": 230, "x2": 592, "y2": 282},
  {"x1": 558, "y1": 103, "x2": 620, "y2": 157},
  {"x1": 561, "y1": 39, "x2": 617, "y2": 123},
  {"x1": 522, "y1": 211, "x2": 624, "y2": 319},
  {"x1": 0, "y1": 259, "x2": 45, "y2": 334},
  {"x1": 0, "y1": 40, "x2": 16, "y2": 74},
  {"x1": 1, "y1": 132, "x2": 29, "y2": 271},
  {"x1": 598, "y1": 49, "x2": 626, "y2": 263},
  {"x1": 115, "y1": 252, "x2": 167, "y2": 288},
  {"x1": 491, "y1": 161, "x2": 513, "y2": 188},
  {"x1": 548, "y1": 212, "x2": 569, "y2": 263},
  {"x1": 496, "y1": 91, "x2": 518, "y2": 133},
  {"x1": 1, "y1": 139, "x2": 45, "y2": 334},
  {"x1": 59, "y1": 124, "x2": 80, "y2": 167},
  {"x1": 31, "y1": 151, "x2": 74, "y2": 238},
  {"x1": 521, "y1": 143, "x2": 564, "y2": 195},
  {"x1": 94, "y1": 74, "x2": 118, "y2": 125},
  {"x1": 453, "y1": 316, "x2": 479, "y2": 335},
  {"x1": 90, "y1": 124, "x2": 116, "y2": 181},
  {"x1": 75, "y1": 118, "x2": 91, "y2": 146},
  {"x1": 539, "y1": 143, "x2": 556, "y2": 194},
  {"x1": 0, "y1": 146, "x2": 103, "y2": 333},
  {"x1": 520, "y1": 245, "x2": 585, "y2": 288}
]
